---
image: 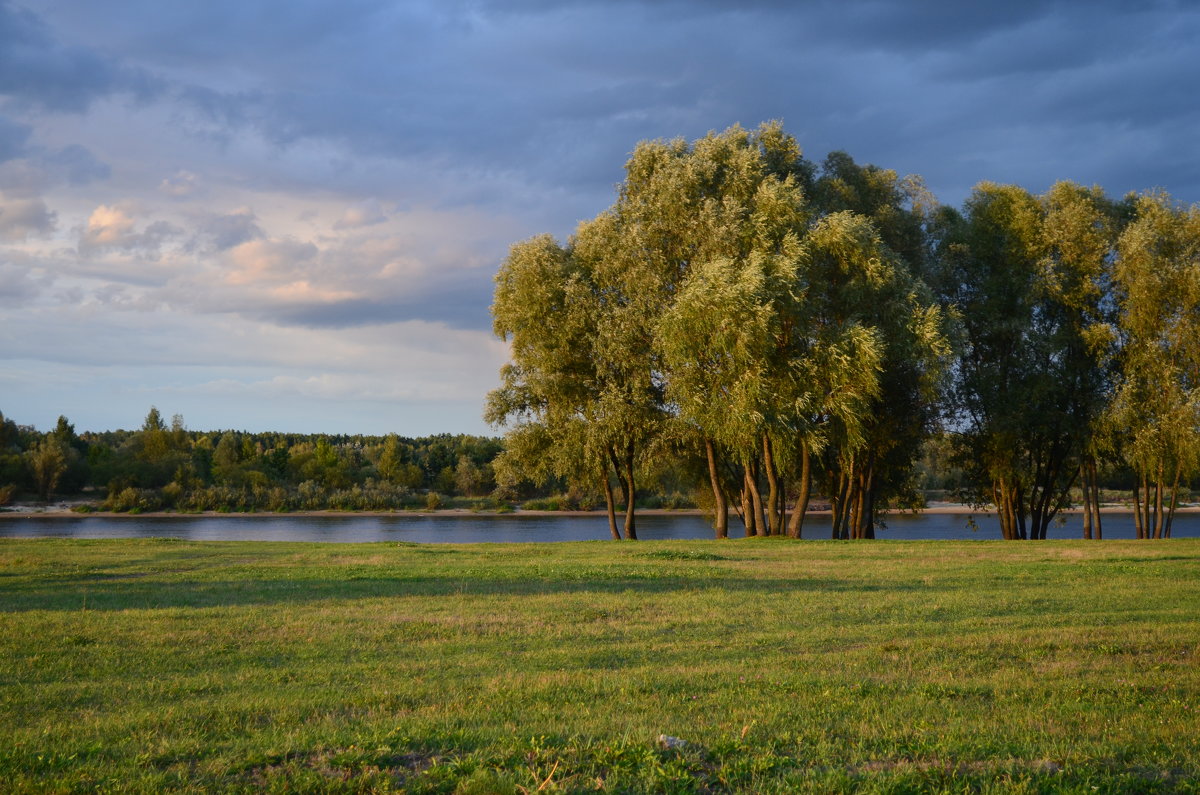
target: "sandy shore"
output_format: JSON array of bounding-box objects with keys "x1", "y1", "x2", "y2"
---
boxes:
[{"x1": 2, "y1": 500, "x2": 1195, "y2": 520}]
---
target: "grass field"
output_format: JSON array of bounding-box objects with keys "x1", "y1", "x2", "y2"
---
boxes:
[{"x1": 1, "y1": 537, "x2": 1198, "y2": 793}]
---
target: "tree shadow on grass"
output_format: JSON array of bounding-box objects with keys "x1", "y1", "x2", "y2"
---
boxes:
[{"x1": 0, "y1": 570, "x2": 915, "y2": 612}]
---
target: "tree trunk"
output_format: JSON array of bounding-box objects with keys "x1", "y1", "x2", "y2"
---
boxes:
[
  {"x1": 705, "y1": 438, "x2": 728, "y2": 539},
  {"x1": 740, "y1": 475, "x2": 754, "y2": 537},
  {"x1": 831, "y1": 466, "x2": 849, "y2": 539},
  {"x1": 776, "y1": 474, "x2": 787, "y2": 535},
  {"x1": 996, "y1": 480, "x2": 1016, "y2": 540},
  {"x1": 841, "y1": 463, "x2": 857, "y2": 540},
  {"x1": 746, "y1": 457, "x2": 766, "y2": 537},
  {"x1": 787, "y1": 440, "x2": 811, "y2": 539},
  {"x1": 763, "y1": 435, "x2": 781, "y2": 536},
  {"x1": 850, "y1": 470, "x2": 865, "y2": 540},
  {"x1": 1154, "y1": 467, "x2": 1165, "y2": 540},
  {"x1": 602, "y1": 470, "x2": 621, "y2": 540},
  {"x1": 1081, "y1": 463, "x2": 1093, "y2": 540},
  {"x1": 1015, "y1": 484, "x2": 1028, "y2": 540},
  {"x1": 1090, "y1": 459, "x2": 1103, "y2": 540},
  {"x1": 1133, "y1": 478, "x2": 1144, "y2": 539},
  {"x1": 862, "y1": 465, "x2": 875, "y2": 540},
  {"x1": 623, "y1": 445, "x2": 637, "y2": 540},
  {"x1": 1166, "y1": 463, "x2": 1181, "y2": 538}
]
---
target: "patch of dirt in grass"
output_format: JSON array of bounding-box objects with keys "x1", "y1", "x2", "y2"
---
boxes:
[
  {"x1": 849, "y1": 758, "x2": 1064, "y2": 776},
  {"x1": 638, "y1": 550, "x2": 729, "y2": 561},
  {"x1": 231, "y1": 747, "x2": 438, "y2": 789}
]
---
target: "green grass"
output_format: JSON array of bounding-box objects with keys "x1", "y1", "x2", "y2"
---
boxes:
[{"x1": 1, "y1": 538, "x2": 1198, "y2": 793}]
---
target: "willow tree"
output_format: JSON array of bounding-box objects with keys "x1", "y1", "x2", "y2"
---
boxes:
[
  {"x1": 651, "y1": 125, "x2": 813, "y2": 538},
  {"x1": 658, "y1": 255, "x2": 777, "y2": 537},
  {"x1": 486, "y1": 234, "x2": 632, "y2": 539},
  {"x1": 1110, "y1": 192, "x2": 1200, "y2": 539},
  {"x1": 1039, "y1": 182, "x2": 1119, "y2": 539},
  {"x1": 491, "y1": 122, "x2": 949, "y2": 540},
  {"x1": 799, "y1": 211, "x2": 950, "y2": 539},
  {"x1": 933, "y1": 182, "x2": 1114, "y2": 539},
  {"x1": 794, "y1": 153, "x2": 951, "y2": 539}
]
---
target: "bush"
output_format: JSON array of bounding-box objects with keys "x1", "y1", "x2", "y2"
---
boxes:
[
  {"x1": 522, "y1": 496, "x2": 565, "y2": 511},
  {"x1": 161, "y1": 481, "x2": 183, "y2": 508},
  {"x1": 103, "y1": 487, "x2": 161, "y2": 513},
  {"x1": 425, "y1": 491, "x2": 443, "y2": 510}
]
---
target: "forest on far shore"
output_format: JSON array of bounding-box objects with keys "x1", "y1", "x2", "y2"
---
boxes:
[{"x1": 0, "y1": 405, "x2": 1189, "y2": 524}]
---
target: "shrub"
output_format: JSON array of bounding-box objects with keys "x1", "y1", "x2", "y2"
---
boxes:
[
  {"x1": 522, "y1": 496, "x2": 564, "y2": 511},
  {"x1": 103, "y1": 487, "x2": 160, "y2": 513}
]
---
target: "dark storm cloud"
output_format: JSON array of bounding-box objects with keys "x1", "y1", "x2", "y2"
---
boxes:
[
  {"x1": 0, "y1": 0, "x2": 158, "y2": 111},
  {"x1": 18, "y1": 0, "x2": 1200, "y2": 202},
  {"x1": 11, "y1": 0, "x2": 1200, "y2": 333}
]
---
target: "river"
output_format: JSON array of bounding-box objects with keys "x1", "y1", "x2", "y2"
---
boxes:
[{"x1": 1, "y1": 510, "x2": 1198, "y2": 542}]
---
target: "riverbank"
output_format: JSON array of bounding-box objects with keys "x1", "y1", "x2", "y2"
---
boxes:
[{"x1": 3, "y1": 499, "x2": 1195, "y2": 519}]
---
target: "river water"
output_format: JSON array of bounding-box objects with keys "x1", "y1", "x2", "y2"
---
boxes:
[{"x1": 1, "y1": 511, "x2": 1197, "y2": 543}]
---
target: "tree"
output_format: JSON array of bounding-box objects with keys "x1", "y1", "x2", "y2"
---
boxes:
[
  {"x1": 1109, "y1": 191, "x2": 1200, "y2": 539},
  {"x1": 212, "y1": 431, "x2": 243, "y2": 485},
  {"x1": 376, "y1": 435, "x2": 405, "y2": 484},
  {"x1": 932, "y1": 182, "x2": 1114, "y2": 539},
  {"x1": 799, "y1": 211, "x2": 949, "y2": 539},
  {"x1": 652, "y1": 124, "x2": 810, "y2": 537},
  {"x1": 49, "y1": 415, "x2": 88, "y2": 493},
  {"x1": 486, "y1": 233, "x2": 632, "y2": 538},
  {"x1": 1039, "y1": 182, "x2": 1119, "y2": 539},
  {"x1": 26, "y1": 438, "x2": 67, "y2": 501},
  {"x1": 491, "y1": 123, "x2": 950, "y2": 541}
]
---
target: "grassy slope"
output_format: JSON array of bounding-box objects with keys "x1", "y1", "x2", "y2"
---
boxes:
[{"x1": 1, "y1": 538, "x2": 1198, "y2": 794}]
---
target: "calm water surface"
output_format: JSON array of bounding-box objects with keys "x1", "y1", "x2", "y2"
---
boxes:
[{"x1": 1, "y1": 511, "x2": 1197, "y2": 542}]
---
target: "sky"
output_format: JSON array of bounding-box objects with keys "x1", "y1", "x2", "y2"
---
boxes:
[{"x1": 2, "y1": 0, "x2": 1198, "y2": 436}]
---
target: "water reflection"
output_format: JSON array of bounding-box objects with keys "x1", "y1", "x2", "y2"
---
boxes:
[{"x1": 1, "y1": 511, "x2": 1196, "y2": 542}]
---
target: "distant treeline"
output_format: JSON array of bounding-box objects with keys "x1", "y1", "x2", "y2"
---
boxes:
[
  {"x1": 0, "y1": 405, "x2": 1184, "y2": 521},
  {"x1": 0, "y1": 407, "x2": 699, "y2": 513},
  {"x1": 0, "y1": 408, "x2": 502, "y2": 512}
]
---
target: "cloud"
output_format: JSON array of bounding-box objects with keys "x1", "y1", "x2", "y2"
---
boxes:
[
  {"x1": 0, "y1": 114, "x2": 33, "y2": 162},
  {"x1": 5, "y1": 0, "x2": 1200, "y2": 435},
  {"x1": 223, "y1": 236, "x2": 318, "y2": 285},
  {"x1": 0, "y1": 195, "x2": 56, "y2": 240},
  {"x1": 0, "y1": 295, "x2": 510, "y2": 433},
  {"x1": 78, "y1": 203, "x2": 181, "y2": 253},
  {"x1": 159, "y1": 169, "x2": 201, "y2": 197},
  {"x1": 192, "y1": 207, "x2": 263, "y2": 251},
  {"x1": 0, "y1": 0, "x2": 157, "y2": 112},
  {"x1": 43, "y1": 144, "x2": 111, "y2": 185},
  {"x1": 0, "y1": 261, "x2": 46, "y2": 304},
  {"x1": 0, "y1": 111, "x2": 110, "y2": 198},
  {"x1": 333, "y1": 199, "x2": 386, "y2": 230}
]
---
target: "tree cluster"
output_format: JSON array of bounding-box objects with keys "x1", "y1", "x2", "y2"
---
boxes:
[
  {"x1": 488, "y1": 122, "x2": 1200, "y2": 540},
  {"x1": 0, "y1": 408, "x2": 506, "y2": 513}
]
